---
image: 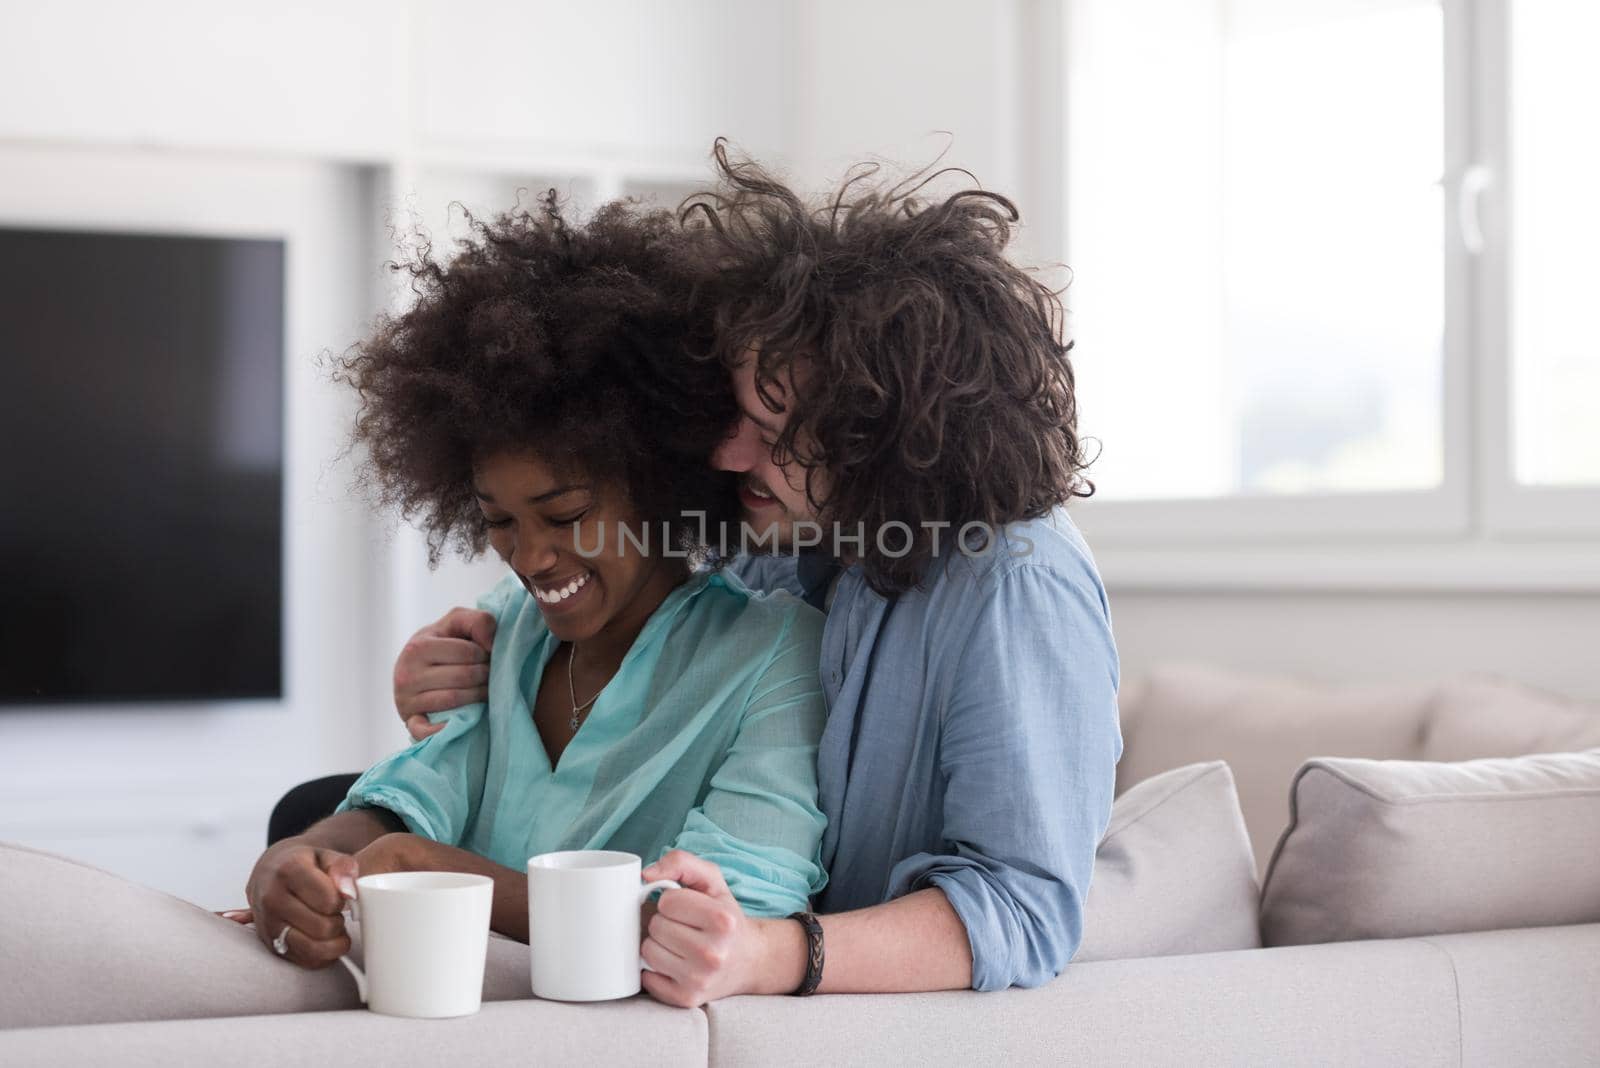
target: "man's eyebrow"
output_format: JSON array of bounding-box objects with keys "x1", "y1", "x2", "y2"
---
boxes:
[{"x1": 473, "y1": 484, "x2": 588, "y2": 505}]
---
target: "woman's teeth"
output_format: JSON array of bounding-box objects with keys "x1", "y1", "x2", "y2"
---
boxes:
[{"x1": 535, "y1": 570, "x2": 590, "y2": 604}]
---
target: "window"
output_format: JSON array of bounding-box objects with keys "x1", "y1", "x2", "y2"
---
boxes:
[
  {"x1": 1509, "y1": 0, "x2": 1600, "y2": 489},
  {"x1": 1064, "y1": 0, "x2": 1600, "y2": 549}
]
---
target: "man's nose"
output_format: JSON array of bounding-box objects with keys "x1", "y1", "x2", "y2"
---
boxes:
[{"x1": 711, "y1": 418, "x2": 759, "y2": 473}]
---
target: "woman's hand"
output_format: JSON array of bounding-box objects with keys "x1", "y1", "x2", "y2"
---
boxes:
[
  {"x1": 394, "y1": 607, "x2": 497, "y2": 741},
  {"x1": 352, "y1": 832, "x2": 431, "y2": 878},
  {"x1": 639, "y1": 850, "x2": 781, "y2": 1008},
  {"x1": 244, "y1": 838, "x2": 360, "y2": 969}
]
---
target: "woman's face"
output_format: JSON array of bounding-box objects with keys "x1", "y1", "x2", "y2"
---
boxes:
[{"x1": 473, "y1": 451, "x2": 678, "y2": 645}]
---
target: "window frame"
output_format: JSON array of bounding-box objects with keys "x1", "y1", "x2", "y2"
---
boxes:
[
  {"x1": 1056, "y1": 0, "x2": 1600, "y2": 584},
  {"x1": 1474, "y1": 0, "x2": 1600, "y2": 537}
]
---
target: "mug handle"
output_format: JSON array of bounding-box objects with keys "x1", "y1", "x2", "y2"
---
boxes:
[
  {"x1": 637, "y1": 878, "x2": 681, "y2": 973},
  {"x1": 336, "y1": 895, "x2": 369, "y2": 1003}
]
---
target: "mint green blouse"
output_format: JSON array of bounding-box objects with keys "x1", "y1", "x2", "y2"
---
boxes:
[{"x1": 335, "y1": 567, "x2": 829, "y2": 917}]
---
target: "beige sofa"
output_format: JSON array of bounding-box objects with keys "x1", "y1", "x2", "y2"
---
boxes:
[{"x1": 6, "y1": 664, "x2": 1598, "y2": 1066}]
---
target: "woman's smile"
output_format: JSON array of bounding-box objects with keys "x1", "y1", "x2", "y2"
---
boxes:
[{"x1": 527, "y1": 567, "x2": 595, "y2": 612}]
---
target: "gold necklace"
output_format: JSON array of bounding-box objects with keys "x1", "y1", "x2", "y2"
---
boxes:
[{"x1": 565, "y1": 644, "x2": 603, "y2": 733}]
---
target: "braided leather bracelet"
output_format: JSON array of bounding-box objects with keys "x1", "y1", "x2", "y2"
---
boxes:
[{"x1": 788, "y1": 910, "x2": 824, "y2": 996}]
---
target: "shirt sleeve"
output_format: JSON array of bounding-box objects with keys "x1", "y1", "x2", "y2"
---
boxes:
[
  {"x1": 664, "y1": 602, "x2": 830, "y2": 918},
  {"x1": 884, "y1": 562, "x2": 1123, "y2": 990},
  {"x1": 332, "y1": 702, "x2": 491, "y2": 845},
  {"x1": 331, "y1": 578, "x2": 513, "y2": 844}
]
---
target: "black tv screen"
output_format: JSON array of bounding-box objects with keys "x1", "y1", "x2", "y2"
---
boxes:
[{"x1": 0, "y1": 227, "x2": 284, "y2": 704}]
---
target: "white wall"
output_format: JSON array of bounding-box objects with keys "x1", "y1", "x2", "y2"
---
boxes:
[{"x1": 787, "y1": 0, "x2": 1066, "y2": 267}]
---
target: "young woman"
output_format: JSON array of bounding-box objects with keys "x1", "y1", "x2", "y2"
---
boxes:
[
  {"x1": 0, "y1": 195, "x2": 827, "y2": 1029},
  {"x1": 243, "y1": 196, "x2": 829, "y2": 977}
]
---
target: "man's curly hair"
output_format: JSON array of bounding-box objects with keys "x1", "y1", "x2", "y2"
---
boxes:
[
  {"x1": 338, "y1": 194, "x2": 738, "y2": 564},
  {"x1": 681, "y1": 140, "x2": 1094, "y2": 594}
]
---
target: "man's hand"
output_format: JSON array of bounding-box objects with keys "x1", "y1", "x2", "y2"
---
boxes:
[
  {"x1": 639, "y1": 850, "x2": 794, "y2": 1007},
  {"x1": 394, "y1": 607, "x2": 496, "y2": 741}
]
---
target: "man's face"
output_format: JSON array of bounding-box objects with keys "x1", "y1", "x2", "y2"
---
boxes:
[{"x1": 710, "y1": 351, "x2": 823, "y2": 550}]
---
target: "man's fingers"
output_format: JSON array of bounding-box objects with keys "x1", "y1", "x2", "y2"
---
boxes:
[
  {"x1": 640, "y1": 967, "x2": 698, "y2": 1009},
  {"x1": 404, "y1": 714, "x2": 449, "y2": 742},
  {"x1": 402, "y1": 687, "x2": 489, "y2": 719},
  {"x1": 646, "y1": 911, "x2": 709, "y2": 959},
  {"x1": 452, "y1": 609, "x2": 497, "y2": 654},
  {"x1": 400, "y1": 636, "x2": 489, "y2": 674},
  {"x1": 654, "y1": 888, "x2": 730, "y2": 932},
  {"x1": 408, "y1": 661, "x2": 490, "y2": 692},
  {"x1": 640, "y1": 932, "x2": 689, "y2": 981},
  {"x1": 643, "y1": 850, "x2": 728, "y2": 897},
  {"x1": 429, "y1": 608, "x2": 497, "y2": 654}
]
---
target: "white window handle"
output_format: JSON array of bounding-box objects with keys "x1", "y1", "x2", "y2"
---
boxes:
[{"x1": 1457, "y1": 164, "x2": 1491, "y2": 255}]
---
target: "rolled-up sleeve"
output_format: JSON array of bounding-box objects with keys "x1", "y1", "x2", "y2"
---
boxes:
[
  {"x1": 333, "y1": 702, "x2": 492, "y2": 845},
  {"x1": 884, "y1": 563, "x2": 1123, "y2": 990},
  {"x1": 666, "y1": 606, "x2": 829, "y2": 918},
  {"x1": 332, "y1": 579, "x2": 511, "y2": 844}
]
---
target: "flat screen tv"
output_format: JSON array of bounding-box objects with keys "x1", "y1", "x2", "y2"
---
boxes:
[{"x1": 0, "y1": 227, "x2": 284, "y2": 704}]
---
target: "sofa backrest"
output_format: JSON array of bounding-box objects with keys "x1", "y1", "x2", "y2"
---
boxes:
[{"x1": 1115, "y1": 663, "x2": 1600, "y2": 875}]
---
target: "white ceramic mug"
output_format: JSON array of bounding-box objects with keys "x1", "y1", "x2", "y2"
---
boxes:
[
  {"x1": 527, "y1": 850, "x2": 680, "y2": 1001},
  {"x1": 335, "y1": 871, "x2": 494, "y2": 1019}
]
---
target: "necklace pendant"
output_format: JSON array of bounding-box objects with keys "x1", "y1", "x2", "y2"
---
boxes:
[{"x1": 569, "y1": 713, "x2": 580, "y2": 732}]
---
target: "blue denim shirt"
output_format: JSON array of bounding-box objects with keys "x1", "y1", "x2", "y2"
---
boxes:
[{"x1": 730, "y1": 507, "x2": 1123, "y2": 990}]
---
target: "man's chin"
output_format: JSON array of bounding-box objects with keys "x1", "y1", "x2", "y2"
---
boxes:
[{"x1": 734, "y1": 509, "x2": 794, "y2": 552}]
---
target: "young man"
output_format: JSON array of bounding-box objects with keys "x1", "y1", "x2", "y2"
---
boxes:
[{"x1": 384, "y1": 144, "x2": 1123, "y2": 1004}]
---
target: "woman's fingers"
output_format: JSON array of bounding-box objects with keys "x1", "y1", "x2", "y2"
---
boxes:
[
  {"x1": 269, "y1": 920, "x2": 353, "y2": 970},
  {"x1": 260, "y1": 883, "x2": 345, "y2": 943},
  {"x1": 216, "y1": 908, "x2": 253, "y2": 924},
  {"x1": 280, "y1": 853, "x2": 344, "y2": 918}
]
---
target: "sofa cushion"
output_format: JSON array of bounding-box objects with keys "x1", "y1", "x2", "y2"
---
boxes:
[
  {"x1": 1420, "y1": 677, "x2": 1600, "y2": 762},
  {"x1": 1075, "y1": 761, "x2": 1260, "y2": 962},
  {"x1": 0, "y1": 840, "x2": 531, "y2": 1029},
  {"x1": 1259, "y1": 749, "x2": 1600, "y2": 946},
  {"x1": 1115, "y1": 663, "x2": 1433, "y2": 874}
]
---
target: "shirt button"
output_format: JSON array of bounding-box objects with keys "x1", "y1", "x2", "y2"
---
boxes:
[{"x1": 831, "y1": 670, "x2": 842, "y2": 685}]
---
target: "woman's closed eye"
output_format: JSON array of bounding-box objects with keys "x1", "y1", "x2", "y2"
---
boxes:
[{"x1": 483, "y1": 510, "x2": 588, "y2": 529}]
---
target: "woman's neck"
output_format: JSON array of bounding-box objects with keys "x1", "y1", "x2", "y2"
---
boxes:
[{"x1": 573, "y1": 557, "x2": 690, "y2": 672}]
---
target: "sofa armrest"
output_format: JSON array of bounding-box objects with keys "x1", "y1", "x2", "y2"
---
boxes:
[
  {"x1": 705, "y1": 924, "x2": 1600, "y2": 1067},
  {"x1": 0, "y1": 998, "x2": 707, "y2": 1068}
]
